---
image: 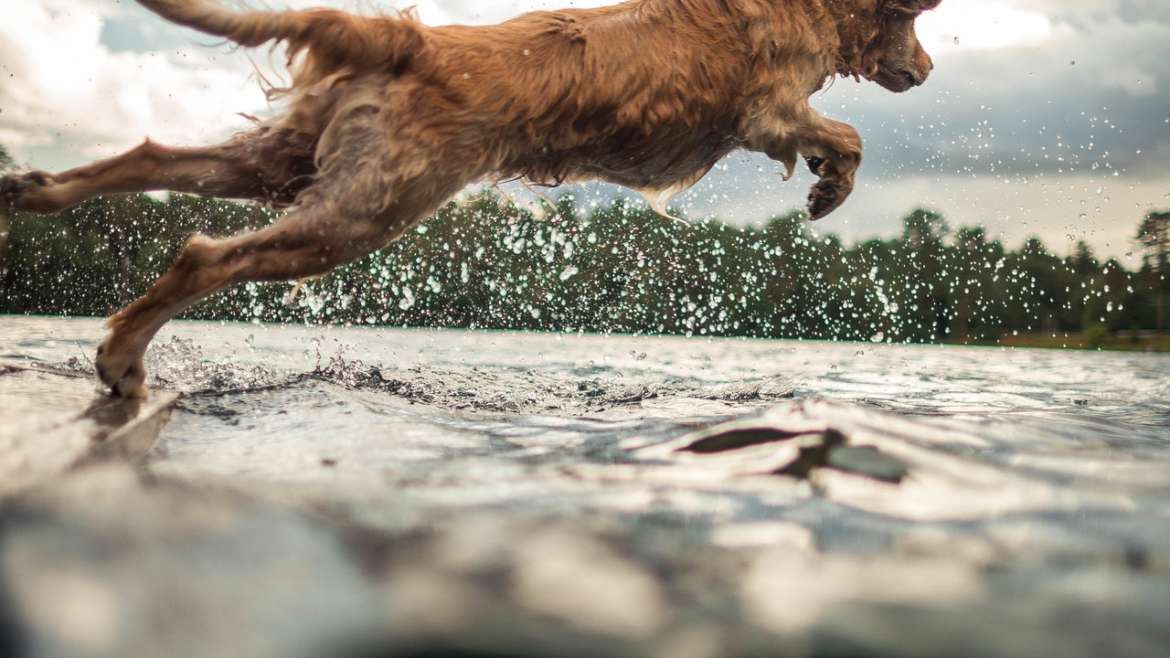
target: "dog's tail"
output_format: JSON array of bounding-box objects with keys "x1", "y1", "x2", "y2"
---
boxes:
[{"x1": 137, "y1": 1, "x2": 426, "y2": 79}]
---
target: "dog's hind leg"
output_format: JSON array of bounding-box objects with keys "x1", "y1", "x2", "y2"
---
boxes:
[
  {"x1": 0, "y1": 128, "x2": 317, "y2": 213},
  {"x1": 92, "y1": 114, "x2": 468, "y2": 396}
]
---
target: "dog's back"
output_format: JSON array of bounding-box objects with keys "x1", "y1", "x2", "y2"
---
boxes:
[
  {"x1": 422, "y1": 5, "x2": 761, "y2": 187},
  {"x1": 136, "y1": 0, "x2": 820, "y2": 191}
]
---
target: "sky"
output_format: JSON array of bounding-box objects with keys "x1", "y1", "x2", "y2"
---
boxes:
[{"x1": 1, "y1": 0, "x2": 1168, "y2": 263}]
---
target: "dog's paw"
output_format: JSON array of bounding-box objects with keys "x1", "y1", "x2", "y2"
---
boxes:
[
  {"x1": 807, "y1": 177, "x2": 851, "y2": 220},
  {"x1": 0, "y1": 171, "x2": 60, "y2": 213},
  {"x1": 95, "y1": 336, "x2": 149, "y2": 398},
  {"x1": 804, "y1": 155, "x2": 827, "y2": 177}
]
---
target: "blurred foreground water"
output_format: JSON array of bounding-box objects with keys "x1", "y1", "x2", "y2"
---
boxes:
[{"x1": 2, "y1": 315, "x2": 1169, "y2": 658}]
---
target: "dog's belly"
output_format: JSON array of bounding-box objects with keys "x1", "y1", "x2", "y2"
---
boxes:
[
  {"x1": 577, "y1": 136, "x2": 736, "y2": 190},
  {"x1": 556, "y1": 128, "x2": 739, "y2": 220},
  {"x1": 510, "y1": 124, "x2": 739, "y2": 191}
]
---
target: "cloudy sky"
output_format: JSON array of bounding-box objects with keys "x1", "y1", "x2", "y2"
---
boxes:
[{"x1": 2, "y1": 0, "x2": 1168, "y2": 262}]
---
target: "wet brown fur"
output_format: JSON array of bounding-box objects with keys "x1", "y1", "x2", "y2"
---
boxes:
[{"x1": 0, "y1": 0, "x2": 941, "y2": 396}]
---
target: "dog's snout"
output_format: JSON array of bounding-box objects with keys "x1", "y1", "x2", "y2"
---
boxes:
[
  {"x1": 893, "y1": 68, "x2": 925, "y2": 89},
  {"x1": 913, "y1": 49, "x2": 934, "y2": 84}
]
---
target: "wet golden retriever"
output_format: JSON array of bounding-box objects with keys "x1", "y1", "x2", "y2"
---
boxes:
[{"x1": 0, "y1": 0, "x2": 941, "y2": 396}]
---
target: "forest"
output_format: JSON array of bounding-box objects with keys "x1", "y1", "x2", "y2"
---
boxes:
[{"x1": 2, "y1": 146, "x2": 1169, "y2": 348}]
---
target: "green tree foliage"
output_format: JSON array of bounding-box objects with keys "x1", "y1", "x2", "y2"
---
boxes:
[
  {"x1": 1137, "y1": 211, "x2": 1170, "y2": 330},
  {"x1": 0, "y1": 145, "x2": 14, "y2": 275},
  {"x1": 0, "y1": 189, "x2": 1164, "y2": 343}
]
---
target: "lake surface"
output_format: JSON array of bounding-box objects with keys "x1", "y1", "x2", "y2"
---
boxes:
[{"x1": 2, "y1": 315, "x2": 1169, "y2": 657}]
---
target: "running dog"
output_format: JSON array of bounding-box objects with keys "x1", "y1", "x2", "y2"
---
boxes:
[{"x1": 0, "y1": 0, "x2": 941, "y2": 396}]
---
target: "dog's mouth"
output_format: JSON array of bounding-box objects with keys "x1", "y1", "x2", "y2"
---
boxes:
[{"x1": 874, "y1": 66, "x2": 925, "y2": 92}]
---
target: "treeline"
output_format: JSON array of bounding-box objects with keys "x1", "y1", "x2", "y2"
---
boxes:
[{"x1": 1, "y1": 190, "x2": 1168, "y2": 344}]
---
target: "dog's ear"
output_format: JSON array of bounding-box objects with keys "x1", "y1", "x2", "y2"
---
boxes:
[{"x1": 884, "y1": 0, "x2": 942, "y2": 15}]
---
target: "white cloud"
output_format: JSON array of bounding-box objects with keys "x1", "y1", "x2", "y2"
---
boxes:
[
  {"x1": 919, "y1": 0, "x2": 1057, "y2": 53},
  {"x1": 0, "y1": 0, "x2": 265, "y2": 166}
]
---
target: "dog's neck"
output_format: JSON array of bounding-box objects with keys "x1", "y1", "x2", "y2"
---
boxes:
[
  {"x1": 702, "y1": 0, "x2": 883, "y2": 82},
  {"x1": 624, "y1": 0, "x2": 886, "y2": 86},
  {"x1": 816, "y1": 0, "x2": 885, "y2": 80}
]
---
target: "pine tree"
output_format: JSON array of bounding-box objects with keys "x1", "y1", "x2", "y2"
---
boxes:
[
  {"x1": 1138, "y1": 211, "x2": 1170, "y2": 330},
  {"x1": 0, "y1": 144, "x2": 13, "y2": 275}
]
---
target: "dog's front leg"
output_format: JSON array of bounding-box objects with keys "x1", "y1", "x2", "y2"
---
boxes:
[
  {"x1": 745, "y1": 108, "x2": 862, "y2": 220},
  {"x1": 797, "y1": 116, "x2": 863, "y2": 220}
]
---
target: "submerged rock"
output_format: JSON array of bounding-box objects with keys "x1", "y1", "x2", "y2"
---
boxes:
[
  {"x1": 679, "y1": 426, "x2": 812, "y2": 454},
  {"x1": 671, "y1": 408, "x2": 908, "y2": 483},
  {"x1": 828, "y1": 445, "x2": 910, "y2": 483}
]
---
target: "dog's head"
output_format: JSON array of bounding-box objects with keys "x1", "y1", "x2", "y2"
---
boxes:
[{"x1": 838, "y1": 0, "x2": 942, "y2": 93}]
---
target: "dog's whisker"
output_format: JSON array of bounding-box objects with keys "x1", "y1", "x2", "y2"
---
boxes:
[
  {"x1": 638, "y1": 188, "x2": 689, "y2": 226},
  {"x1": 520, "y1": 179, "x2": 559, "y2": 212}
]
